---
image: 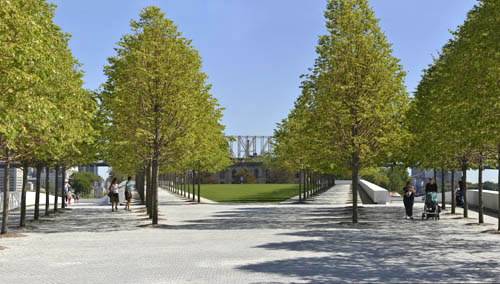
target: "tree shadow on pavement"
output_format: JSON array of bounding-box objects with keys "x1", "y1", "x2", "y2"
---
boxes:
[
  {"x1": 159, "y1": 205, "x2": 414, "y2": 231},
  {"x1": 160, "y1": 204, "x2": 500, "y2": 283},
  {"x1": 235, "y1": 210, "x2": 500, "y2": 283},
  {"x1": 160, "y1": 206, "x2": 368, "y2": 231},
  {"x1": 7, "y1": 205, "x2": 144, "y2": 234}
]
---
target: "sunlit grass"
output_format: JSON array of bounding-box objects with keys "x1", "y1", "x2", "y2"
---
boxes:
[{"x1": 199, "y1": 184, "x2": 299, "y2": 203}]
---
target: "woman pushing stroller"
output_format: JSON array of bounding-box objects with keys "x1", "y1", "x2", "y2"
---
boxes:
[{"x1": 422, "y1": 177, "x2": 440, "y2": 220}]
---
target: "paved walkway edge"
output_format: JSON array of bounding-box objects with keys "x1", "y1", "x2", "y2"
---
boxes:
[{"x1": 158, "y1": 186, "x2": 217, "y2": 204}]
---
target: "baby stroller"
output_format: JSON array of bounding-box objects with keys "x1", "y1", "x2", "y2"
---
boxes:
[{"x1": 422, "y1": 191, "x2": 440, "y2": 220}]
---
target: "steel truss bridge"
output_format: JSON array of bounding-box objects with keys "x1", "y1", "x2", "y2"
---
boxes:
[
  {"x1": 84, "y1": 136, "x2": 274, "y2": 167},
  {"x1": 227, "y1": 136, "x2": 273, "y2": 159}
]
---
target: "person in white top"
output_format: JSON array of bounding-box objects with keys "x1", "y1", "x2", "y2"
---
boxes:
[
  {"x1": 109, "y1": 178, "x2": 120, "y2": 212},
  {"x1": 64, "y1": 181, "x2": 71, "y2": 203}
]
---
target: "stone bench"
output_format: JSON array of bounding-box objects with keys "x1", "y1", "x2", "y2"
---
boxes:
[{"x1": 359, "y1": 179, "x2": 388, "y2": 204}]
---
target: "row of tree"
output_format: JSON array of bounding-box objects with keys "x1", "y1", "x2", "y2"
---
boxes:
[
  {"x1": 274, "y1": 0, "x2": 499, "y2": 226},
  {"x1": 408, "y1": 0, "x2": 499, "y2": 227},
  {"x1": 1, "y1": 0, "x2": 100, "y2": 234},
  {"x1": 274, "y1": 0, "x2": 409, "y2": 223},
  {"x1": 100, "y1": 7, "x2": 232, "y2": 225}
]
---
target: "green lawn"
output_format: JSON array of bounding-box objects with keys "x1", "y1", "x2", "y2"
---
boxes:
[{"x1": 199, "y1": 184, "x2": 299, "y2": 203}]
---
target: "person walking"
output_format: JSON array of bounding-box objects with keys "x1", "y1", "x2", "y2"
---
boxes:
[
  {"x1": 109, "y1": 178, "x2": 119, "y2": 212},
  {"x1": 403, "y1": 181, "x2": 416, "y2": 219},
  {"x1": 67, "y1": 190, "x2": 72, "y2": 205},
  {"x1": 425, "y1": 177, "x2": 438, "y2": 193},
  {"x1": 74, "y1": 192, "x2": 80, "y2": 204},
  {"x1": 124, "y1": 176, "x2": 133, "y2": 211},
  {"x1": 64, "y1": 181, "x2": 71, "y2": 203},
  {"x1": 458, "y1": 180, "x2": 465, "y2": 207},
  {"x1": 425, "y1": 176, "x2": 440, "y2": 213}
]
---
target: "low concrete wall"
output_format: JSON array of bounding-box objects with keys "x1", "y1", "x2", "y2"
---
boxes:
[
  {"x1": 0, "y1": 192, "x2": 21, "y2": 212},
  {"x1": 0, "y1": 191, "x2": 55, "y2": 211},
  {"x1": 428, "y1": 190, "x2": 498, "y2": 212},
  {"x1": 359, "y1": 179, "x2": 388, "y2": 204},
  {"x1": 467, "y1": 190, "x2": 498, "y2": 212}
]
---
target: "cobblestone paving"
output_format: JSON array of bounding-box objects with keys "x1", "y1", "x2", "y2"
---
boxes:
[{"x1": 1, "y1": 185, "x2": 500, "y2": 283}]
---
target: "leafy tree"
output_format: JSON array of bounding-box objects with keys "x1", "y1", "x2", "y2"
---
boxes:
[
  {"x1": 200, "y1": 172, "x2": 218, "y2": 184},
  {"x1": 102, "y1": 6, "x2": 230, "y2": 224},
  {"x1": 69, "y1": 172, "x2": 101, "y2": 195},
  {"x1": 293, "y1": 0, "x2": 408, "y2": 222},
  {"x1": 410, "y1": 0, "x2": 499, "y2": 224},
  {"x1": 359, "y1": 167, "x2": 389, "y2": 189},
  {"x1": 0, "y1": 0, "x2": 97, "y2": 232},
  {"x1": 383, "y1": 166, "x2": 410, "y2": 193},
  {"x1": 266, "y1": 168, "x2": 296, "y2": 184}
]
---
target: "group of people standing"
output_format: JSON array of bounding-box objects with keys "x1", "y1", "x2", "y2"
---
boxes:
[
  {"x1": 63, "y1": 180, "x2": 79, "y2": 205},
  {"x1": 108, "y1": 176, "x2": 133, "y2": 212},
  {"x1": 402, "y1": 177, "x2": 466, "y2": 219}
]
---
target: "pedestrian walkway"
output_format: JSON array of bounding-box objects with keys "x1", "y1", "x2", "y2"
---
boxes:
[
  {"x1": 158, "y1": 186, "x2": 217, "y2": 204},
  {"x1": 307, "y1": 180, "x2": 361, "y2": 205},
  {"x1": 1, "y1": 188, "x2": 500, "y2": 283}
]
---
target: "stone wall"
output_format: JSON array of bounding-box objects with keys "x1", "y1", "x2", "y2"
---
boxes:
[{"x1": 217, "y1": 162, "x2": 268, "y2": 184}]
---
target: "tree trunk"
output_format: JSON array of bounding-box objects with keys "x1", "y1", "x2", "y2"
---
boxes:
[
  {"x1": 352, "y1": 151, "x2": 359, "y2": 223},
  {"x1": 307, "y1": 172, "x2": 312, "y2": 198},
  {"x1": 152, "y1": 155, "x2": 159, "y2": 225},
  {"x1": 306, "y1": 171, "x2": 309, "y2": 199},
  {"x1": 478, "y1": 152, "x2": 484, "y2": 224},
  {"x1": 136, "y1": 169, "x2": 144, "y2": 204},
  {"x1": 441, "y1": 167, "x2": 446, "y2": 210},
  {"x1": 313, "y1": 174, "x2": 316, "y2": 194},
  {"x1": 433, "y1": 168, "x2": 437, "y2": 185},
  {"x1": 197, "y1": 170, "x2": 201, "y2": 203},
  {"x1": 462, "y1": 161, "x2": 468, "y2": 218},
  {"x1": 135, "y1": 170, "x2": 140, "y2": 203},
  {"x1": 146, "y1": 162, "x2": 152, "y2": 218},
  {"x1": 451, "y1": 169, "x2": 455, "y2": 215},
  {"x1": 299, "y1": 170, "x2": 302, "y2": 202},
  {"x1": 497, "y1": 144, "x2": 500, "y2": 231},
  {"x1": 1, "y1": 149, "x2": 10, "y2": 234},
  {"x1": 143, "y1": 169, "x2": 146, "y2": 203},
  {"x1": 61, "y1": 167, "x2": 66, "y2": 209},
  {"x1": 34, "y1": 165, "x2": 41, "y2": 220},
  {"x1": 54, "y1": 166, "x2": 59, "y2": 212},
  {"x1": 20, "y1": 161, "x2": 28, "y2": 227},
  {"x1": 192, "y1": 170, "x2": 195, "y2": 201},
  {"x1": 184, "y1": 172, "x2": 187, "y2": 197},
  {"x1": 45, "y1": 165, "x2": 50, "y2": 216}
]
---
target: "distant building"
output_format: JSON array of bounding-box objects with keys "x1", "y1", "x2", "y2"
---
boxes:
[
  {"x1": 0, "y1": 164, "x2": 23, "y2": 192},
  {"x1": 218, "y1": 161, "x2": 268, "y2": 184},
  {"x1": 78, "y1": 165, "x2": 98, "y2": 176},
  {"x1": 216, "y1": 161, "x2": 299, "y2": 184}
]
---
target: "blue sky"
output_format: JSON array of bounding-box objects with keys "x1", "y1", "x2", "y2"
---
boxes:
[{"x1": 48, "y1": 0, "x2": 496, "y2": 183}]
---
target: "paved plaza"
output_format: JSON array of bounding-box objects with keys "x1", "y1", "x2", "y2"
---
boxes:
[{"x1": 1, "y1": 184, "x2": 500, "y2": 283}]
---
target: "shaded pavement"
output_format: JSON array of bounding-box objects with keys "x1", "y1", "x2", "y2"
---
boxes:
[{"x1": 1, "y1": 187, "x2": 500, "y2": 283}]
